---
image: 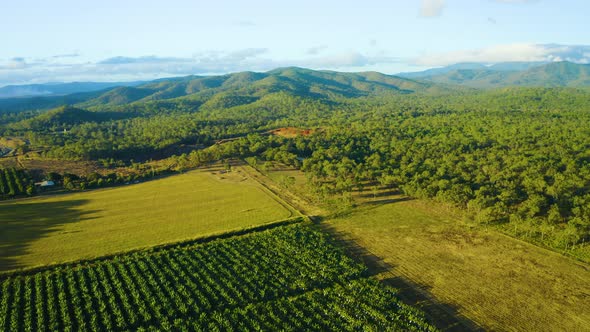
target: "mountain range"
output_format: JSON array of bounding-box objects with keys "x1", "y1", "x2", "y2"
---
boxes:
[
  {"x1": 398, "y1": 61, "x2": 590, "y2": 88},
  {"x1": 0, "y1": 67, "x2": 452, "y2": 113},
  {"x1": 0, "y1": 81, "x2": 145, "y2": 99},
  {"x1": 1, "y1": 62, "x2": 590, "y2": 114}
]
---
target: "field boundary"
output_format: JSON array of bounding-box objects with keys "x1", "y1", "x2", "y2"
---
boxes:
[
  {"x1": 238, "y1": 162, "x2": 323, "y2": 218},
  {"x1": 0, "y1": 217, "x2": 305, "y2": 279},
  {"x1": 491, "y1": 226, "x2": 590, "y2": 265},
  {"x1": 235, "y1": 165, "x2": 302, "y2": 219}
]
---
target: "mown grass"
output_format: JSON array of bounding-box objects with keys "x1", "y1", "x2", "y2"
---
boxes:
[
  {"x1": 326, "y1": 197, "x2": 590, "y2": 331},
  {"x1": 0, "y1": 165, "x2": 295, "y2": 272}
]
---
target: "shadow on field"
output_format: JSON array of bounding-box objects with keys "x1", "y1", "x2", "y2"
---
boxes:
[
  {"x1": 358, "y1": 189, "x2": 401, "y2": 198},
  {"x1": 319, "y1": 222, "x2": 484, "y2": 332},
  {"x1": 0, "y1": 199, "x2": 96, "y2": 271},
  {"x1": 363, "y1": 196, "x2": 414, "y2": 206}
]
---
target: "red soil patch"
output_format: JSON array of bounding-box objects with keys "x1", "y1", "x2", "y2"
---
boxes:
[{"x1": 268, "y1": 127, "x2": 315, "y2": 138}]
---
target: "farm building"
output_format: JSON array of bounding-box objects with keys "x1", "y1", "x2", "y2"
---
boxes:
[{"x1": 35, "y1": 180, "x2": 55, "y2": 187}]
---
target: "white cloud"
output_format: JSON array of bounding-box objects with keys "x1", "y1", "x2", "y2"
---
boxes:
[
  {"x1": 2, "y1": 43, "x2": 588, "y2": 86},
  {"x1": 412, "y1": 43, "x2": 590, "y2": 66},
  {"x1": 0, "y1": 50, "x2": 399, "y2": 86},
  {"x1": 493, "y1": 0, "x2": 537, "y2": 3},
  {"x1": 51, "y1": 53, "x2": 80, "y2": 59},
  {"x1": 0, "y1": 57, "x2": 28, "y2": 70},
  {"x1": 420, "y1": 0, "x2": 446, "y2": 17},
  {"x1": 298, "y1": 52, "x2": 388, "y2": 68},
  {"x1": 306, "y1": 45, "x2": 328, "y2": 55},
  {"x1": 98, "y1": 56, "x2": 193, "y2": 65}
]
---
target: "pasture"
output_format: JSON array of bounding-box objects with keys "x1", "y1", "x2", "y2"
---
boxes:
[
  {"x1": 0, "y1": 165, "x2": 295, "y2": 272},
  {"x1": 326, "y1": 197, "x2": 590, "y2": 331}
]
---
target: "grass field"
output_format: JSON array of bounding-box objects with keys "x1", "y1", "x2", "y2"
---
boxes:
[
  {"x1": 326, "y1": 197, "x2": 590, "y2": 331},
  {"x1": 0, "y1": 165, "x2": 296, "y2": 272}
]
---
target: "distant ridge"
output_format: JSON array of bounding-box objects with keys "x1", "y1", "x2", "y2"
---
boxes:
[
  {"x1": 4, "y1": 62, "x2": 590, "y2": 113},
  {"x1": 72, "y1": 66, "x2": 453, "y2": 108},
  {"x1": 0, "y1": 67, "x2": 459, "y2": 113},
  {"x1": 398, "y1": 62, "x2": 547, "y2": 79},
  {"x1": 0, "y1": 81, "x2": 145, "y2": 99},
  {"x1": 398, "y1": 61, "x2": 590, "y2": 88}
]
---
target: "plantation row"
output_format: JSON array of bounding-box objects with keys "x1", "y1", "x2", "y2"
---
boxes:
[
  {"x1": 0, "y1": 167, "x2": 35, "y2": 199},
  {"x1": 0, "y1": 224, "x2": 436, "y2": 331}
]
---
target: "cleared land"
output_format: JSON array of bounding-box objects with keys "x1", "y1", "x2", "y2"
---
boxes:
[
  {"x1": 326, "y1": 197, "x2": 590, "y2": 331},
  {"x1": 0, "y1": 165, "x2": 295, "y2": 272},
  {"x1": 267, "y1": 127, "x2": 316, "y2": 138}
]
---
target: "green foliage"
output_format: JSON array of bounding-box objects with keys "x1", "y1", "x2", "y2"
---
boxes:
[
  {"x1": 0, "y1": 224, "x2": 435, "y2": 331},
  {"x1": 0, "y1": 168, "x2": 34, "y2": 199}
]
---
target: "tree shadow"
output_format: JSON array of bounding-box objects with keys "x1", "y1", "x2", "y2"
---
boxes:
[
  {"x1": 362, "y1": 196, "x2": 414, "y2": 206},
  {"x1": 319, "y1": 222, "x2": 485, "y2": 332},
  {"x1": 358, "y1": 189, "x2": 401, "y2": 198},
  {"x1": 381, "y1": 276, "x2": 485, "y2": 332},
  {"x1": 0, "y1": 199, "x2": 97, "y2": 272}
]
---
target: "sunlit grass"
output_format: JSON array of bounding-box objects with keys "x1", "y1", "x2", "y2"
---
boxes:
[{"x1": 0, "y1": 165, "x2": 295, "y2": 272}]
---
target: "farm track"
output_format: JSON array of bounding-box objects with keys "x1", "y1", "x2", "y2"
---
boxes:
[{"x1": 238, "y1": 163, "x2": 325, "y2": 218}]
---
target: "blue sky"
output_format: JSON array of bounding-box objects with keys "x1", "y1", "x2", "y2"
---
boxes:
[{"x1": 0, "y1": 0, "x2": 588, "y2": 86}]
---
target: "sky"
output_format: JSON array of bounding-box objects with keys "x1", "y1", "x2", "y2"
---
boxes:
[{"x1": 0, "y1": 0, "x2": 588, "y2": 86}]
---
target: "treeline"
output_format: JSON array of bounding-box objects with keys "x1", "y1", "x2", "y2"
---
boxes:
[
  {"x1": 40, "y1": 167, "x2": 174, "y2": 191},
  {"x1": 0, "y1": 168, "x2": 35, "y2": 199}
]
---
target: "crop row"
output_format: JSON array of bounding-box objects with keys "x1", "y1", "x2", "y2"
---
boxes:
[
  {"x1": 0, "y1": 167, "x2": 34, "y2": 198},
  {"x1": 0, "y1": 224, "x2": 435, "y2": 331}
]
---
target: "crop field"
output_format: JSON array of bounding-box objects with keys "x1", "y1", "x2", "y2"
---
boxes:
[
  {"x1": 0, "y1": 224, "x2": 435, "y2": 331},
  {"x1": 0, "y1": 157, "x2": 133, "y2": 178},
  {"x1": 0, "y1": 166, "x2": 296, "y2": 272},
  {"x1": 0, "y1": 167, "x2": 34, "y2": 199},
  {"x1": 326, "y1": 198, "x2": 590, "y2": 331}
]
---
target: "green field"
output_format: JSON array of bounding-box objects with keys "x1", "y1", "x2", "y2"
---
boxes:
[
  {"x1": 0, "y1": 224, "x2": 435, "y2": 331},
  {"x1": 0, "y1": 165, "x2": 296, "y2": 272},
  {"x1": 326, "y1": 197, "x2": 590, "y2": 331}
]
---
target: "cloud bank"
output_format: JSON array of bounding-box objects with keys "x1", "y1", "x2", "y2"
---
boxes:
[
  {"x1": 412, "y1": 44, "x2": 590, "y2": 67},
  {"x1": 493, "y1": 0, "x2": 537, "y2": 3},
  {"x1": 420, "y1": 0, "x2": 446, "y2": 17},
  {"x1": 0, "y1": 49, "x2": 397, "y2": 86},
  {"x1": 1, "y1": 44, "x2": 589, "y2": 86}
]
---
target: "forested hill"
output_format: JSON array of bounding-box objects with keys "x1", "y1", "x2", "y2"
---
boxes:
[
  {"x1": 0, "y1": 67, "x2": 460, "y2": 113},
  {"x1": 400, "y1": 61, "x2": 590, "y2": 88},
  {"x1": 3, "y1": 62, "x2": 589, "y2": 114},
  {"x1": 78, "y1": 67, "x2": 460, "y2": 108}
]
